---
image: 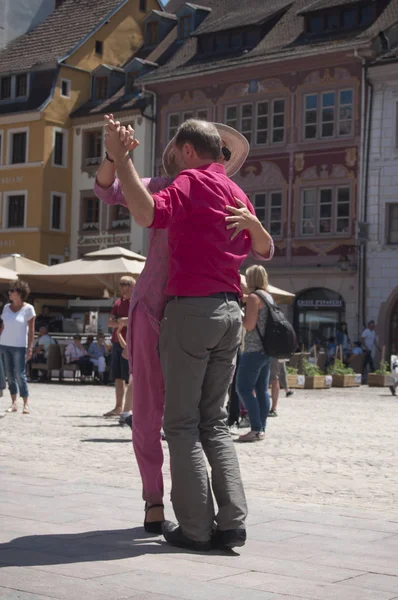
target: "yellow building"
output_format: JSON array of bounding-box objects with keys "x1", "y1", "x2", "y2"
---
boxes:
[{"x1": 0, "y1": 0, "x2": 162, "y2": 265}]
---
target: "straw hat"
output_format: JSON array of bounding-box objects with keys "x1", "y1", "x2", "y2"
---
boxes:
[{"x1": 162, "y1": 122, "x2": 249, "y2": 178}]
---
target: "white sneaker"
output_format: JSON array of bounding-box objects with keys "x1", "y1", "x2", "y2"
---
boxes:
[
  {"x1": 229, "y1": 424, "x2": 240, "y2": 436},
  {"x1": 239, "y1": 416, "x2": 251, "y2": 428}
]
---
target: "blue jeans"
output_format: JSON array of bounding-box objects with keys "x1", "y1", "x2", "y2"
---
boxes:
[
  {"x1": 236, "y1": 351, "x2": 271, "y2": 432},
  {"x1": 0, "y1": 345, "x2": 29, "y2": 398}
]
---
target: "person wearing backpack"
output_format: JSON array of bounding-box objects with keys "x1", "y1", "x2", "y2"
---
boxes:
[{"x1": 236, "y1": 265, "x2": 296, "y2": 442}]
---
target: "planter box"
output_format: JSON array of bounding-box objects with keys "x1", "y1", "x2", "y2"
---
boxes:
[
  {"x1": 332, "y1": 374, "x2": 361, "y2": 388},
  {"x1": 287, "y1": 374, "x2": 305, "y2": 389},
  {"x1": 304, "y1": 375, "x2": 332, "y2": 389},
  {"x1": 368, "y1": 373, "x2": 395, "y2": 387}
]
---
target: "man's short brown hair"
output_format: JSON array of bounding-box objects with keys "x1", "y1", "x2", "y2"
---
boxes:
[
  {"x1": 175, "y1": 119, "x2": 222, "y2": 161},
  {"x1": 10, "y1": 279, "x2": 30, "y2": 301}
]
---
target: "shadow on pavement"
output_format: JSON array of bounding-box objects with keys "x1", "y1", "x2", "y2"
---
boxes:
[
  {"x1": 0, "y1": 527, "x2": 225, "y2": 565},
  {"x1": 81, "y1": 438, "x2": 131, "y2": 443},
  {"x1": 74, "y1": 424, "x2": 123, "y2": 429}
]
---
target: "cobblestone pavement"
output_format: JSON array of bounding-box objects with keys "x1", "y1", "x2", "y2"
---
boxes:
[{"x1": 0, "y1": 383, "x2": 398, "y2": 600}]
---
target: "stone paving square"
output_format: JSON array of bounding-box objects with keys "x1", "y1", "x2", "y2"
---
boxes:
[{"x1": 0, "y1": 383, "x2": 397, "y2": 599}]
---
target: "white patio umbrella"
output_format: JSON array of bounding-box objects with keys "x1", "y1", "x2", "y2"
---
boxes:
[
  {"x1": 0, "y1": 265, "x2": 18, "y2": 283},
  {"x1": 240, "y1": 274, "x2": 295, "y2": 305},
  {"x1": 20, "y1": 247, "x2": 146, "y2": 297},
  {"x1": 0, "y1": 254, "x2": 47, "y2": 274}
]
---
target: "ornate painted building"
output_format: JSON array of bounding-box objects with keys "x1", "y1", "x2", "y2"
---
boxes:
[{"x1": 136, "y1": 0, "x2": 398, "y2": 345}]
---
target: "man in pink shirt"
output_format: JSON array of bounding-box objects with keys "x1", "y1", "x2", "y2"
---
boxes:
[{"x1": 105, "y1": 119, "x2": 273, "y2": 552}]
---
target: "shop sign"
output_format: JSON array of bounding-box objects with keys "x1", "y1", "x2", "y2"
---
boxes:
[
  {"x1": 0, "y1": 239, "x2": 16, "y2": 250},
  {"x1": 78, "y1": 232, "x2": 131, "y2": 249},
  {"x1": 297, "y1": 299, "x2": 345, "y2": 309},
  {"x1": 0, "y1": 176, "x2": 24, "y2": 185}
]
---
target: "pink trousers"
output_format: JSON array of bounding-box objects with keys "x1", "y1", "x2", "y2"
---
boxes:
[{"x1": 131, "y1": 303, "x2": 165, "y2": 504}]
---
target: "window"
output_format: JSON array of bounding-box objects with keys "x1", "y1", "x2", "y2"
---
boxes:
[
  {"x1": 200, "y1": 35, "x2": 214, "y2": 53},
  {"x1": 95, "y1": 76, "x2": 108, "y2": 100},
  {"x1": 241, "y1": 104, "x2": 253, "y2": 143},
  {"x1": 196, "y1": 109, "x2": 208, "y2": 121},
  {"x1": 85, "y1": 131, "x2": 102, "y2": 166},
  {"x1": 226, "y1": 106, "x2": 238, "y2": 130},
  {"x1": 10, "y1": 131, "x2": 27, "y2": 164},
  {"x1": 0, "y1": 76, "x2": 11, "y2": 100},
  {"x1": 339, "y1": 90, "x2": 353, "y2": 136},
  {"x1": 215, "y1": 34, "x2": 229, "y2": 52},
  {"x1": 272, "y1": 99, "x2": 285, "y2": 143},
  {"x1": 139, "y1": 0, "x2": 146, "y2": 11},
  {"x1": 178, "y1": 15, "x2": 192, "y2": 40},
  {"x1": 53, "y1": 129, "x2": 67, "y2": 167},
  {"x1": 326, "y1": 13, "x2": 340, "y2": 30},
  {"x1": 50, "y1": 193, "x2": 65, "y2": 231},
  {"x1": 321, "y1": 92, "x2": 335, "y2": 138},
  {"x1": 15, "y1": 74, "x2": 27, "y2": 97},
  {"x1": 147, "y1": 22, "x2": 158, "y2": 45},
  {"x1": 309, "y1": 15, "x2": 324, "y2": 34},
  {"x1": 342, "y1": 7, "x2": 357, "y2": 28},
  {"x1": 167, "y1": 109, "x2": 208, "y2": 140},
  {"x1": 111, "y1": 204, "x2": 130, "y2": 229},
  {"x1": 6, "y1": 193, "x2": 25, "y2": 228},
  {"x1": 360, "y1": 4, "x2": 376, "y2": 25},
  {"x1": 226, "y1": 100, "x2": 285, "y2": 146},
  {"x1": 387, "y1": 204, "x2": 398, "y2": 244},
  {"x1": 168, "y1": 114, "x2": 180, "y2": 140},
  {"x1": 230, "y1": 32, "x2": 241, "y2": 49},
  {"x1": 304, "y1": 94, "x2": 318, "y2": 139},
  {"x1": 82, "y1": 197, "x2": 99, "y2": 230},
  {"x1": 304, "y1": 90, "x2": 353, "y2": 140},
  {"x1": 252, "y1": 192, "x2": 283, "y2": 237},
  {"x1": 95, "y1": 40, "x2": 103, "y2": 55},
  {"x1": 301, "y1": 187, "x2": 351, "y2": 236},
  {"x1": 49, "y1": 255, "x2": 64, "y2": 266},
  {"x1": 61, "y1": 79, "x2": 71, "y2": 98}
]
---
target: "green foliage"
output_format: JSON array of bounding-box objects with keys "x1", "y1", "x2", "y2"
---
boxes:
[
  {"x1": 328, "y1": 359, "x2": 354, "y2": 376},
  {"x1": 302, "y1": 359, "x2": 323, "y2": 377},
  {"x1": 286, "y1": 365, "x2": 298, "y2": 375},
  {"x1": 375, "y1": 361, "x2": 390, "y2": 375}
]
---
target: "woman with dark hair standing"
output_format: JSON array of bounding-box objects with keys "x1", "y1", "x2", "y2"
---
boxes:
[{"x1": 0, "y1": 280, "x2": 35, "y2": 414}]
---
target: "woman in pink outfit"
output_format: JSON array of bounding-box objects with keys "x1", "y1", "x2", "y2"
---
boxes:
[{"x1": 95, "y1": 116, "x2": 273, "y2": 532}]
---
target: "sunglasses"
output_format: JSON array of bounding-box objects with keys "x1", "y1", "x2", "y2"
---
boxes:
[
  {"x1": 222, "y1": 146, "x2": 231, "y2": 162},
  {"x1": 119, "y1": 282, "x2": 131, "y2": 287},
  {"x1": 8, "y1": 288, "x2": 21, "y2": 293}
]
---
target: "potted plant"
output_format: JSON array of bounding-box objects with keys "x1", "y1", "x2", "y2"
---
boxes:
[
  {"x1": 286, "y1": 365, "x2": 304, "y2": 389},
  {"x1": 302, "y1": 359, "x2": 331, "y2": 389},
  {"x1": 328, "y1": 359, "x2": 360, "y2": 388},
  {"x1": 368, "y1": 360, "x2": 394, "y2": 387}
]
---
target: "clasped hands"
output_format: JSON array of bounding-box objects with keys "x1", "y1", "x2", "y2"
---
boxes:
[{"x1": 104, "y1": 113, "x2": 139, "y2": 164}]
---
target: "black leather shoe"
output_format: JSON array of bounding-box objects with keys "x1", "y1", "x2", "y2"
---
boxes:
[
  {"x1": 144, "y1": 503, "x2": 164, "y2": 535},
  {"x1": 162, "y1": 520, "x2": 211, "y2": 552},
  {"x1": 211, "y1": 527, "x2": 247, "y2": 550}
]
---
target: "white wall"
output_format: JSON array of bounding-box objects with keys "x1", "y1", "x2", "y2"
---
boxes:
[
  {"x1": 367, "y1": 64, "x2": 398, "y2": 331},
  {"x1": 71, "y1": 115, "x2": 153, "y2": 259}
]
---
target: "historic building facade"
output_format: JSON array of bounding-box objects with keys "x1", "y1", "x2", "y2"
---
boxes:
[
  {"x1": 0, "y1": 0, "x2": 161, "y2": 264},
  {"x1": 367, "y1": 53, "x2": 398, "y2": 354},
  {"x1": 138, "y1": 0, "x2": 398, "y2": 346}
]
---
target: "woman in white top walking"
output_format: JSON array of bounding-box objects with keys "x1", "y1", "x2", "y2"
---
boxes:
[{"x1": 0, "y1": 280, "x2": 35, "y2": 414}]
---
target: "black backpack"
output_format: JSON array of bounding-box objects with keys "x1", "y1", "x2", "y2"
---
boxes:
[{"x1": 253, "y1": 290, "x2": 297, "y2": 359}]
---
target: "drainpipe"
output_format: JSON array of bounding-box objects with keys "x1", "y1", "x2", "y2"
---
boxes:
[
  {"x1": 362, "y1": 72, "x2": 373, "y2": 331},
  {"x1": 354, "y1": 50, "x2": 368, "y2": 338},
  {"x1": 287, "y1": 89, "x2": 295, "y2": 266},
  {"x1": 140, "y1": 85, "x2": 157, "y2": 178}
]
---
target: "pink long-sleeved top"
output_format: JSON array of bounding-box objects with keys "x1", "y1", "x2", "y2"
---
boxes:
[{"x1": 94, "y1": 176, "x2": 274, "y2": 368}]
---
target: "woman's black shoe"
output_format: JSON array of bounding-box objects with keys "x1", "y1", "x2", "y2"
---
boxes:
[{"x1": 144, "y1": 503, "x2": 164, "y2": 534}]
